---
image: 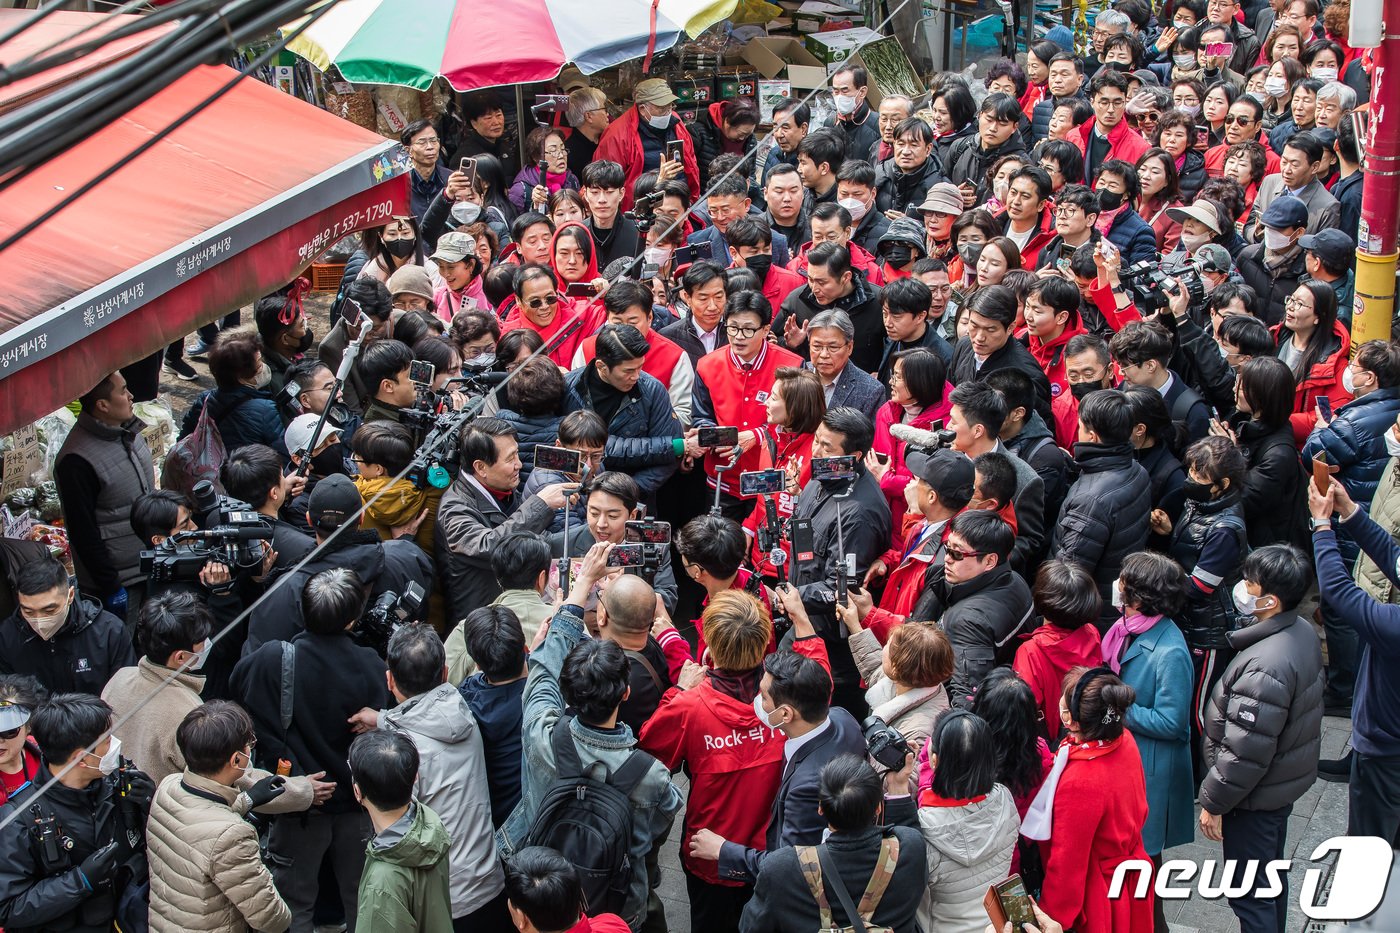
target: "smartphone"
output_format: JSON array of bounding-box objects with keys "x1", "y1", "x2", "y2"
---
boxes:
[
  {"x1": 995, "y1": 876, "x2": 1037, "y2": 926},
  {"x1": 740, "y1": 468, "x2": 786, "y2": 496},
  {"x1": 1313, "y1": 451, "x2": 1333, "y2": 494},
  {"x1": 624, "y1": 520, "x2": 672, "y2": 544},
  {"x1": 534, "y1": 444, "x2": 582, "y2": 476},
  {"x1": 565, "y1": 282, "x2": 595, "y2": 298},
  {"x1": 665, "y1": 139, "x2": 685, "y2": 164},
  {"x1": 672, "y1": 244, "x2": 698, "y2": 268},
  {"x1": 1317, "y1": 396, "x2": 1334, "y2": 422},
  {"x1": 1204, "y1": 41, "x2": 1235, "y2": 58},
  {"x1": 341, "y1": 297, "x2": 364, "y2": 331},
  {"x1": 408, "y1": 360, "x2": 436, "y2": 385},
  {"x1": 697, "y1": 426, "x2": 739, "y2": 448},
  {"x1": 606, "y1": 543, "x2": 647, "y2": 568},
  {"x1": 1194, "y1": 123, "x2": 1211, "y2": 151},
  {"x1": 872, "y1": 452, "x2": 890, "y2": 466},
  {"x1": 459, "y1": 157, "x2": 477, "y2": 189},
  {"x1": 811, "y1": 455, "x2": 857, "y2": 483}
]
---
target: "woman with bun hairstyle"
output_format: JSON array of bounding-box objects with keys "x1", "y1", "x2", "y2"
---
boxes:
[{"x1": 1025, "y1": 666, "x2": 1153, "y2": 932}]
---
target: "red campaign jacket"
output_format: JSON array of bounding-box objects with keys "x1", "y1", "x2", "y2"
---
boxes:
[
  {"x1": 787, "y1": 238, "x2": 886, "y2": 286},
  {"x1": 577, "y1": 328, "x2": 687, "y2": 388},
  {"x1": 1270, "y1": 319, "x2": 1353, "y2": 445},
  {"x1": 1029, "y1": 319, "x2": 1088, "y2": 401},
  {"x1": 500, "y1": 299, "x2": 604, "y2": 368},
  {"x1": 1071, "y1": 116, "x2": 1150, "y2": 174},
  {"x1": 865, "y1": 518, "x2": 949, "y2": 644},
  {"x1": 1038, "y1": 733, "x2": 1154, "y2": 933},
  {"x1": 1001, "y1": 203, "x2": 1058, "y2": 269},
  {"x1": 763, "y1": 262, "x2": 806, "y2": 310},
  {"x1": 695, "y1": 342, "x2": 803, "y2": 493},
  {"x1": 1012, "y1": 623, "x2": 1105, "y2": 731},
  {"x1": 1051, "y1": 390, "x2": 1080, "y2": 449},
  {"x1": 872, "y1": 397, "x2": 954, "y2": 547},
  {"x1": 741, "y1": 428, "x2": 815, "y2": 578},
  {"x1": 594, "y1": 105, "x2": 701, "y2": 211},
  {"x1": 637, "y1": 635, "x2": 831, "y2": 884}
]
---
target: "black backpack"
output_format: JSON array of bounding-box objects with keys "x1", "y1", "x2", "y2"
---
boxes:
[{"x1": 524, "y1": 716, "x2": 652, "y2": 915}]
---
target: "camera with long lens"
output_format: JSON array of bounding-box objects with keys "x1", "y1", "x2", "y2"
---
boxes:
[
  {"x1": 140, "y1": 481, "x2": 273, "y2": 583},
  {"x1": 1118, "y1": 258, "x2": 1206, "y2": 317},
  {"x1": 355, "y1": 582, "x2": 427, "y2": 656},
  {"x1": 861, "y1": 715, "x2": 912, "y2": 770}
]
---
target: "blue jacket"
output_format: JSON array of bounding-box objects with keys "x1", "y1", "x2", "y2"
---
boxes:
[
  {"x1": 1104, "y1": 206, "x2": 1159, "y2": 266},
  {"x1": 180, "y1": 385, "x2": 287, "y2": 458},
  {"x1": 1316, "y1": 519, "x2": 1400, "y2": 757},
  {"x1": 1118, "y1": 617, "x2": 1196, "y2": 854},
  {"x1": 561, "y1": 368, "x2": 681, "y2": 495},
  {"x1": 496, "y1": 409, "x2": 563, "y2": 485},
  {"x1": 687, "y1": 224, "x2": 790, "y2": 269},
  {"x1": 1303, "y1": 387, "x2": 1400, "y2": 510}
]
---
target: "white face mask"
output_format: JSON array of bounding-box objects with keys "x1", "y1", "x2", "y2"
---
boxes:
[
  {"x1": 1342, "y1": 365, "x2": 1357, "y2": 394},
  {"x1": 643, "y1": 246, "x2": 673, "y2": 267},
  {"x1": 1385, "y1": 427, "x2": 1400, "y2": 458},
  {"x1": 753, "y1": 694, "x2": 782, "y2": 729},
  {"x1": 1181, "y1": 230, "x2": 1212, "y2": 252},
  {"x1": 26, "y1": 600, "x2": 70, "y2": 641},
  {"x1": 92, "y1": 736, "x2": 122, "y2": 776},
  {"x1": 1111, "y1": 578, "x2": 1125, "y2": 609},
  {"x1": 1264, "y1": 77, "x2": 1289, "y2": 98},
  {"x1": 187, "y1": 640, "x2": 211, "y2": 672},
  {"x1": 253, "y1": 362, "x2": 273, "y2": 389},
  {"x1": 1174, "y1": 54, "x2": 1197, "y2": 69},
  {"x1": 1263, "y1": 227, "x2": 1294, "y2": 252},
  {"x1": 1232, "y1": 580, "x2": 1267, "y2": 615},
  {"x1": 837, "y1": 197, "x2": 868, "y2": 222},
  {"x1": 1178, "y1": 103, "x2": 1201, "y2": 118},
  {"x1": 646, "y1": 109, "x2": 672, "y2": 131},
  {"x1": 1312, "y1": 66, "x2": 1339, "y2": 83},
  {"x1": 993, "y1": 179, "x2": 1010, "y2": 203},
  {"x1": 833, "y1": 94, "x2": 858, "y2": 115}
]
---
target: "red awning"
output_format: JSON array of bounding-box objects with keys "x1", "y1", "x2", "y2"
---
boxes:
[{"x1": 0, "y1": 11, "x2": 408, "y2": 435}]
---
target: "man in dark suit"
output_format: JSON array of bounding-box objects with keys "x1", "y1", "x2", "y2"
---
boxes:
[
  {"x1": 949, "y1": 284, "x2": 1054, "y2": 427},
  {"x1": 1109, "y1": 320, "x2": 1212, "y2": 444},
  {"x1": 688, "y1": 631, "x2": 867, "y2": 884},
  {"x1": 687, "y1": 171, "x2": 791, "y2": 269},
  {"x1": 659, "y1": 261, "x2": 729, "y2": 366},
  {"x1": 800, "y1": 310, "x2": 888, "y2": 423}
]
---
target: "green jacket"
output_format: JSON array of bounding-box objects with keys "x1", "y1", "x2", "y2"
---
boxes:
[{"x1": 356, "y1": 801, "x2": 454, "y2": 933}]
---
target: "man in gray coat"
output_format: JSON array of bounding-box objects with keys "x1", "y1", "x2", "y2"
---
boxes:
[
  {"x1": 1200, "y1": 544, "x2": 1324, "y2": 933},
  {"x1": 349, "y1": 625, "x2": 508, "y2": 930}
]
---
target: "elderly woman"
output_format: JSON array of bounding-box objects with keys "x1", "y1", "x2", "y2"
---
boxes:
[
  {"x1": 842, "y1": 618, "x2": 953, "y2": 753},
  {"x1": 509, "y1": 126, "x2": 580, "y2": 214},
  {"x1": 178, "y1": 329, "x2": 287, "y2": 456}
]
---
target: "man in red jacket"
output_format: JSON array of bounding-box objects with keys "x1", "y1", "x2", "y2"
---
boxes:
[
  {"x1": 594, "y1": 78, "x2": 700, "y2": 211},
  {"x1": 726, "y1": 215, "x2": 805, "y2": 309},
  {"x1": 857, "y1": 448, "x2": 975, "y2": 642},
  {"x1": 572, "y1": 279, "x2": 695, "y2": 425},
  {"x1": 1072, "y1": 70, "x2": 1149, "y2": 184}
]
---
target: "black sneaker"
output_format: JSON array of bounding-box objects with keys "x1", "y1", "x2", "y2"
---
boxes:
[
  {"x1": 1324, "y1": 697, "x2": 1353, "y2": 718},
  {"x1": 1318, "y1": 751, "x2": 1353, "y2": 783},
  {"x1": 163, "y1": 358, "x2": 198, "y2": 381}
]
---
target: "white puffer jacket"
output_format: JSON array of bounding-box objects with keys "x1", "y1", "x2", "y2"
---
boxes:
[{"x1": 916, "y1": 782, "x2": 1021, "y2": 933}]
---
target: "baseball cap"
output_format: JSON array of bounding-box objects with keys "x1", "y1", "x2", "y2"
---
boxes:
[
  {"x1": 905, "y1": 448, "x2": 975, "y2": 503},
  {"x1": 1193, "y1": 243, "x2": 1233, "y2": 273},
  {"x1": 1260, "y1": 195, "x2": 1308, "y2": 230},
  {"x1": 284, "y1": 413, "x2": 342, "y2": 459},
  {"x1": 430, "y1": 231, "x2": 478, "y2": 264},
  {"x1": 633, "y1": 78, "x2": 678, "y2": 107},
  {"x1": 917, "y1": 182, "x2": 964, "y2": 217},
  {"x1": 308, "y1": 474, "x2": 363, "y2": 532},
  {"x1": 1166, "y1": 202, "x2": 1222, "y2": 234},
  {"x1": 386, "y1": 265, "x2": 435, "y2": 302},
  {"x1": 1299, "y1": 228, "x2": 1355, "y2": 269},
  {"x1": 0, "y1": 701, "x2": 31, "y2": 733}
]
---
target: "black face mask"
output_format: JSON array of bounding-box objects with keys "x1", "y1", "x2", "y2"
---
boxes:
[
  {"x1": 883, "y1": 244, "x2": 914, "y2": 267},
  {"x1": 744, "y1": 255, "x2": 773, "y2": 283},
  {"x1": 311, "y1": 447, "x2": 348, "y2": 478},
  {"x1": 1096, "y1": 189, "x2": 1124, "y2": 212},
  {"x1": 1070, "y1": 381, "x2": 1105, "y2": 402},
  {"x1": 296, "y1": 327, "x2": 314, "y2": 355},
  {"x1": 385, "y1": 238, "x2": 417, "y2": 259},
  {"x1": 1182, "y1": 478, "x2": 1216, "y2": 502}
]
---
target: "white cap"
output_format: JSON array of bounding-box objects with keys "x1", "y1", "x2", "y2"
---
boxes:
[{"x1": 284, "y1": 413, "x2": 342, "y2": 458}]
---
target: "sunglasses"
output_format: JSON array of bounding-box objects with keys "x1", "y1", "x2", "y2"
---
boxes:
[
  {"x1": 0, "y1": 727, "x2": 20, "y2": 741},
  {"x1": 526, "y1": 294, "x2": 560, "y2": 309},
  {"x1": 1224, "y1": 114, "x2": 1257, "y2": 125},
  {"x1": 945, "y1": 546, "x2": 984, "y2": 562}
]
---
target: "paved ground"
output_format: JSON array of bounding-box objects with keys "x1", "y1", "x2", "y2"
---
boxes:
[{"x1": 651, "y1": 714, "x2": 1357, "y2": 933}]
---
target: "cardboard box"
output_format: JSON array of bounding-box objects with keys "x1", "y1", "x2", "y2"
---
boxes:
[
  {"x1": 741, "y1": 36, "x2": 828, "y2": 89},
  {"x1": 804, "y1": 26, "x2": 883, "y2": 66},
  {"x1": 717, "y1": 70, "x2": 761, "y2": 100},
  {"x1": 757, "y1": 79, "x2": 793, "y2": 122},
  {"x1": 792, "y1": 0, "x2": 865, "y2": 33}
]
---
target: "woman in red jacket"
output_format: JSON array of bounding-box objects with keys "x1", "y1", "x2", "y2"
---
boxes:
[
  {"x1": 1014, "y1": 560, "x2": 1105, "y2": 736},
  {"x1": 868, "y1": 349, "x2": 954, "y2": 548},
  {"x1": 0, "y1": 676, "x2": 43, "y2": 806},
  {"x1": 743, "y1": 367, "x2": 824, "y2": 579},
  {"x1": 1271, "y1": 280, "x2": 1352, "y2": 445},
  {"x1": 1027, "y1": 666, "x2": 1154, "y2": 933},
  {"x1": 637, "y1": 590, "x2": 830, "y2": 932}
]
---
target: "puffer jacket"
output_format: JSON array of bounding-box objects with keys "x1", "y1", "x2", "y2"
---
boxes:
[
  {"x1": 147, "y1": 769, "x2": 312, "y2": 933},
  {"x1": 1240, "y1": 245, "x2": 1308, "y2": 329},
  {"x1": 912, "y1": 783, "x2": 1020, "y2": 933},
  {"x1": 1178, "y1": 148, "x2": 1207, "y2": 201},
  {"x1": 1167, "y1": 491, "x2": 1248, "y2": 650},
  {"x1": 1303, "y1": 387, "x2": 1400, "y2": 511},
  {"x1": 0, "y1": 596, "x2": 134, "y2": 696},
  {"x1": 507, "y1": 164, "x2": 581, "y2": 214},
  {"x1": 1029, "y1": 93, "x2": 1085, "y2": 144},
  {"x1": 1051, "y1": 442, "x2": 1152, "y2": 627},
  {"x1": 353, "y1": 475, "x2": 442, "y2": 555},
  {"x1": 849, "y1": 626, "x2": 950, "y2": 752},
  {"x1": 496, "y1": 408, "x2": 564, "y2": 485},
  {"x1": 1200, "y1": 612, "x2": 1325, "y2": 814},
  {"x1": 943, "y1": 132, "x2": 1028, "y2": 202},
  {"x1": 356, "y1": 801, "x2": 454, "y2": 933},
  {"x1": 561, "y1": 368, "x2": 681, "y2": 495},
  {"x1": 874, "y1": 156, "x2": 947, "y2": 215},
  {"x1": 912, "y1": 563, "x2": 1035, "y2": 709},
  {"x1": 688, "y1": 102, "x2": 758, "y2": 189},
  {"x1": 1232, "y1": 415, "x2": 1307, "y2": 549},
  {"x1": 1356, "y1": 456, "x2": 1400, "y2": 604},
  {"x1": 1102, "y1": 205, "x2": 1159, "y2": 266},
  {"x1": 179, "y1": 385, "x2": 287, "y2": 458},
  {"x1": 378, "y1": 683, "x2": 504, "y2": 917}
]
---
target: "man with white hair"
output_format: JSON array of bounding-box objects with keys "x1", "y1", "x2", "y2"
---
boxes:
[
  {"x1": 871, "y1": 94, "x2": 914, "y2": 163},
  {"x1": 1314, "y1": 81, "x2": 1356, "y2": 130},
  {"x1": 1085, "y1": 9, "x2": 1130, "y2": 78},
  {"x1": 564, "y1": 86, "x2": 609, "y2": 178}
]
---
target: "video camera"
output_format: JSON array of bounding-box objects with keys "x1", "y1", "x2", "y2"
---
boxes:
[
  {"x1": 403, "y1": 370, "x2": 510, "y2": 490},
  {"x1": 1118, "y1": 258, "x2": 1206, "y2": 318},
  {"x1": 354, "y1": 582, "x2": 427, "y2": 656},
  {"x1": 140, "y1": 480, "x2": 273, "y2": 584}
]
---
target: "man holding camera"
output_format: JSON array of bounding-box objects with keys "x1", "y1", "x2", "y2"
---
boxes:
[
  {"x1": 787, "y1": 408, "x2": 892, "y2": 718},
  {"x1": 231, "y1": 566, "x2": 391, "y2": 933},
  {"x1": 0, "y1": 694, "x2": 155, "y2": 933}
]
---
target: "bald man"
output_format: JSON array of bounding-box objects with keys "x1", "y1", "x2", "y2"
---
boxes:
[{"x1": 595, "y1": 573, "x2": 676, "y2": 731}]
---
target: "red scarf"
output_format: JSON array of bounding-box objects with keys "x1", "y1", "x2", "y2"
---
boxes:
[{"x1": 919, "y1": 789, "x2": 989, "y2": 807}]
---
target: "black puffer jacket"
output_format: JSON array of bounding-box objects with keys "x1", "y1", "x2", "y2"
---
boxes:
[
  {"x1": 943, "y1": 133, "x2": 1028, "y2": 202},
  {"x1": 1201, "y1": 612, "x2": 1324, "y2": 814},
  {"x1": 913, "y1": 562, "x2": 1034, "y2": 709},
  {"x1": 874, "y1": 156, "x2": 946, "y2": 215},
  {"x1": 934, "y1": 122, "x2": 976, "y2": 173},
  {"x1": 1233, "y1": 416, "x2": 1308, "y2": 549},
  {"x1": 1236, "y1": 244, "x2": 1308, "y2": 328},
  {"x1": 496, "y1": 409, "x2": 563, "y2": 485},
  {"x1": 1178, "y1": 148, "x2": 1208, "y2": 201},
  {"x1": 1051, "y1": 442, "x2": 1151, "y2": 628},
  {"x1": 688, "y1": 102, "x2": 758, "y2": 190},
  {"x1": 1167, "y1": 491, "x2": 1248, "y2": 650}
]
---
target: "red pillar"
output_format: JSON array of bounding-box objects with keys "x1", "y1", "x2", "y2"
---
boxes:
[{"x1": 1353, "y1": 15, "x2": 1400, "y2": 344}]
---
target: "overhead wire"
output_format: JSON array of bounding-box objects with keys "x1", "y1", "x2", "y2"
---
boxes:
[{"x1": 0, "y1": 0, "x2": 913, "y2": 831}]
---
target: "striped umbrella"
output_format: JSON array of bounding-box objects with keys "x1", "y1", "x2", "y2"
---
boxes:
[{"x1": 285, "y1": 0, "x2": 737, "y2": 91}]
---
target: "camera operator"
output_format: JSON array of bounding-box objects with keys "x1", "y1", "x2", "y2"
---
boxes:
[
  {"x1": 788, "y1": 407, "x2": 892, "y2": 718},
  {"x1": 0, "y1": 555, "x2": 133, "y2": 696},
  {"x1": 220, "y1": 444, "x2": 315, "y2": 571},
  {"x1": 0, "y1": 694, "x2": 155, "y2": 933},
  {"x1": 320, "y1": 278, "x2": 393, "y2": 412},
  {"x1": 246, "y1": 474, "x2": 432, "y2": 655},
  {"x1": 282, "y1": 414, "x2": 351, "y2": 528},
  {"x1": 230, "y1": 567, "x2": 390, "y2": 933}
]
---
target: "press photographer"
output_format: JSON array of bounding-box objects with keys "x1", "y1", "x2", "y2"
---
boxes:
[{"x1": 0, "y1": 694, "x2": 155, "y2": 933}]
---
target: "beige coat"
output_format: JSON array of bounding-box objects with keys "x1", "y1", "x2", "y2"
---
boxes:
[
  {"x1": 849, "y1": 627, "x2": 950, "y2": 753},
  {"x1": 1356, "y1": 458, "x2": 1400, "y2": 603},
  {"x1": 102, "y1": 658, "x2": 205, "y2": 783},
  {"x1": 444, "y1": 587, "x2": 552, "y2": 684},
  {"x1": 147, "y1": 770, "x2": 300, "y2": 933}
]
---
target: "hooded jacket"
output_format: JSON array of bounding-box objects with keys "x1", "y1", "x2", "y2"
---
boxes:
[
  {"x1": 377, "y1": 683, "x2": 504, "y2": 917},
  {"x1": 1303, "y1": 386, "x2": 1400, "y2": 511},
  {"x1": 1014, "y1": 623, "x2": 1105, "y2": 732},
  {"x1": 353, "y1": 475, "x2": 442, "y2": 554},
  {"x1": 689, "y1": 102, "x2": 759, "y2": 189},
  {"x1": 907, "y1": 783, "x2": 1020, "y2": 933},
  {"x1": 1271, "y1": 318, "x2": 1352, "y2": 444},
  {"x1": 356, "y1": 802, "x2": 454, "y2": 933},
  {"x1": 595, "y1": 106, "x2": 701, "y2": 210},
  {"x1": 561, "y1": 367, "x2": 681, "y2": 495},
  {"x1": 101, "y1": 658, "x2": 205, "y2": 785},
  {"x1": 1028, "y1": 319, "x2": 1089, "y2": 400},
  {"x1": 0, "y1": 596, "x2": 134, "y2": 696},
  {"x1": 873, "y1": 398, "x2": 955, "y2": 542},
  {"x1": 775, "y1": 267, "x2": 886, "y2": 371},
  {"x1": 999, "y1": 202, "x2": 1059, "y2": 268},
  {"x1": 1200, "y1": 612, "x2": 1324, "y2": 814},
  {"x1": 786, "y1": 238, "x2": 885, "y2": 287}
]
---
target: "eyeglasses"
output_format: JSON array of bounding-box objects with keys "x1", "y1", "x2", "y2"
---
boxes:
[
  {"x1": 928, "y1": 284, "x2": 953, "y2": 296},
  {"x1": 1054, "y1": 206, "x2": 1082, "y2": 218},
  {"x1": 724, "y1": 323, "x2": 763, "y2": 338},
  {"x1": 1038, "y1": 162, "x2": 1062, "y2": 175},
  {"x1": 1284, "y1": 297, "x2": 1311, "y2": 312},
  {"x1": 945, "y1": 546, "x2": 983, "y2": 562},
  {"x1": 1095, "y1": 97, "x2": 1127, "y2": 109},
  {"x1": 889, "y1": 370, "x2": 906, "y2": 384},
  {"x1": 808, "y1": 342, "x2": 848, "y2": 357},
  {"x1": 411, "y1": 137, "x2": 440, "y2": 147},
  {"x1": 1223, "y1": 114, "x2": 1257, "y2": 125},
  {"x1": 543, "y1": 146, "x2": 567, "y2": 157},
  {"x1": 526, "y1": 295, "x2": 560, "y2": 309}
]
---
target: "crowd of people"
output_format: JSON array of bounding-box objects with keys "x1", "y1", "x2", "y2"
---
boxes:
[{"x1": 0, "y1": 2, "x2": 1395, "y2": 930}]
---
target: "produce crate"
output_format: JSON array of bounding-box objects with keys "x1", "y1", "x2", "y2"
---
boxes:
[{"x1": 309, "y1": 262, "x2": 346, "y2": 292}]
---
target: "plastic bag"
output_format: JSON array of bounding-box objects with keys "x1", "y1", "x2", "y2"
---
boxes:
[
  {"x1": 134, "y1": 399, "x2": 176, "y2": 472},
  {"x1": 161, "y1": 400, "x2": 226, "y2": 496},
  {"x1": 34, "y1": 406, "x2": 76, "y2": 484}
]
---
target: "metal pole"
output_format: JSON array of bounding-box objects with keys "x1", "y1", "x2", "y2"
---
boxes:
[{"x1": 1354, "y1": 25, "x2": 1400, "y2": 344}]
